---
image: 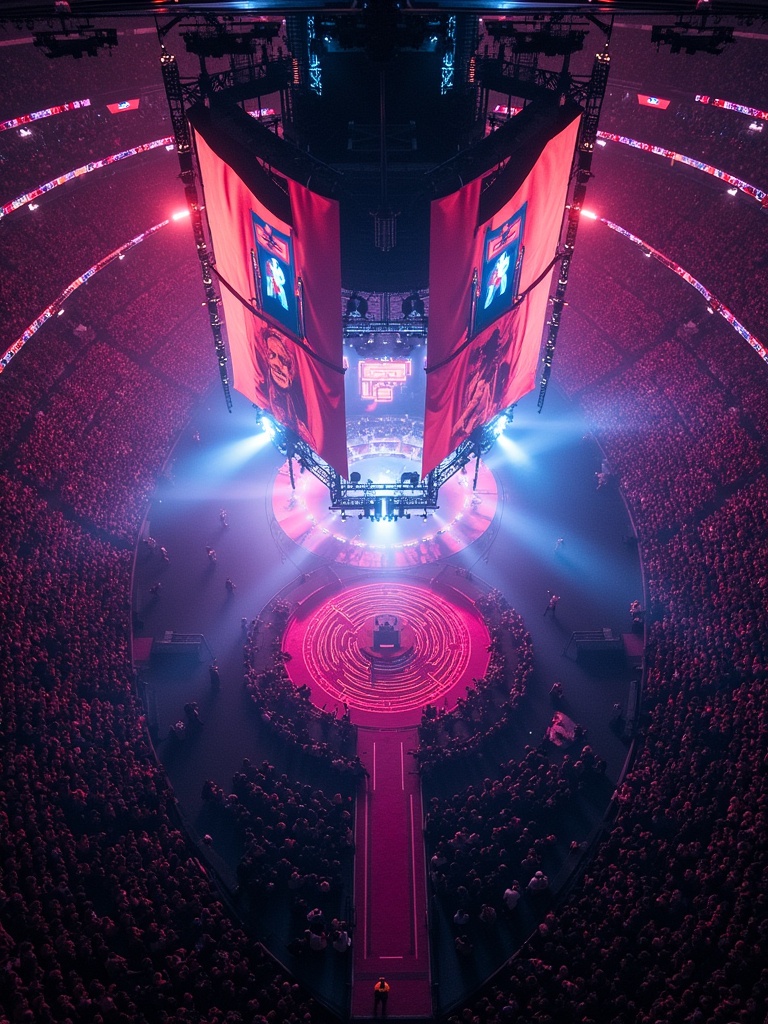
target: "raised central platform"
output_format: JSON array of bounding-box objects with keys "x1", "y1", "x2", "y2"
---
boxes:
[
  {"x1": 281, "y1": 573, "x2": 492, "y2": 727},
  {"x1": 361, "y1": 613, "x2": 415, "y2": 663},
  {"x1": 272, "y1": 439, "x2": 499, "y2": 568}
]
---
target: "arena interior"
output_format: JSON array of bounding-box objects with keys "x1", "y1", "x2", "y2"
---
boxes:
[{"x1": 1, "y1": 1, "x2": 768, "y2": 1023}]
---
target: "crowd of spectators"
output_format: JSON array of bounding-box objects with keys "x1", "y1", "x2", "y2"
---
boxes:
[
  {"x1": 0, "y1": 466, "x2": 341, "y2": 1022},
  {"x1": 244, "y1": 604, "x2": 367, "y2": 777},
  {"x1": 346, "y1": 413, "x2": 424, "y2": 446},
  {"x1": 1, "y1": 19, "x2": 767, "y2": 1024},
  {"x1": 600, "y1": 89, "x2": 767, "y2": 185},
  {"x1": 586, "y1": 143, "x2": 768, "y2": 342},
  {"x1": 1, "y1": 223, "x2": 211, "y2": 541},
  {"x1": 0, "y1": 28, "x2": 165, "y2": 124},
  {"x1": 606, "y1": 25, "x2": 768, "y2": 112},
  {"x1": 414, "y1": 591, "x2": 533, "y2": 774},
  {"x1": 444, "y1": 77, "x2": 768, "y2": 1024},
  {"x1": 13, "y1": 341, "x2": 195, "y2": 538},
  {"x1": 0, "y1": 99, "x2": 171, "y2": 202},
  {"x1": 425, "y1": 743, "x2": 607, "y2": 920},
  {"x1": 1, "y1": 158, "x2": 183, "y2": 343},
  {"x1": 200, "y1": 760, "x2": 355, "y2": 928}
]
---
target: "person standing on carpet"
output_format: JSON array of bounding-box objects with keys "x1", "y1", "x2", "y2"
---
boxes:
[{"x1": 373, "y1": 977, "x2": 390, "y2": 1017}]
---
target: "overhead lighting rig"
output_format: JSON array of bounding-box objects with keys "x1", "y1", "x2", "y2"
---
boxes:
[
  {"x1": 650, "y1": 21, "x2": 734, "y2": 55},
  {"x1": 484, "y1": 21, "x2": 586, "y2": 57},
  {"x1": 261, "y1": 409, "x2": 513, "y2": 521},
  {"x1": 341, "y1": 289, "x2": 428, "y2": 340},
  {"x1": 33, "y1": 27, "x2": 117, "y2": 58},
  {"x1": 182, "y1": 21, "x2": 282, "y2": 59}
]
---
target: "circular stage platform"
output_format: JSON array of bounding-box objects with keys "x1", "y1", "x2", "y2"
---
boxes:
[
  {"x1": 272, "y1": 439, "x2": 499, "y2": 568},
  {"x1": 281, "y1": 573, "x2": 492, "y2": 727}
]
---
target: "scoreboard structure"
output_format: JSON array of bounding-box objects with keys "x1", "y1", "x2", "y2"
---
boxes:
[{"x1": 159, "y1": 12, "x2": 609, "y2": 516}]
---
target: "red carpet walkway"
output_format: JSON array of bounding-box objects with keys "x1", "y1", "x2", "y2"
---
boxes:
[{"x1": 351, "y1": 727, "x2": 431, "y2": 1019}]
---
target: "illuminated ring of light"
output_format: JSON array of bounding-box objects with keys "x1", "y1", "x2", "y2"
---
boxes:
[
  {"x1": 282, "y1": 578, "x2": 491, "y2": 725},
  {"x1": 271, "y1": 438, "x2": 499, "y2": 568}
]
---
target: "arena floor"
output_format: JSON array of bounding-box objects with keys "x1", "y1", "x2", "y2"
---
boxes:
[{"x1": 134, "y1": 380, "x2": 643, "y2": 1016}]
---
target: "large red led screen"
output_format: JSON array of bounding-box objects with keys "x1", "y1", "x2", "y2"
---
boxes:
[
  {"x1": 191, "y1": 115, "x2": 348, "y2": 476},
  {"x1": 423, "y1": 108, "x2": 580, "y2": 474}
]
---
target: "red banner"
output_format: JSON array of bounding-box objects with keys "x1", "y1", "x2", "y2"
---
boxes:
[
  {"x1": 192, "y1": 123, "x2": 348, "y2": 476},
  {"x1": 423, "y1": 111, "x2": 580, "y2": 474}
]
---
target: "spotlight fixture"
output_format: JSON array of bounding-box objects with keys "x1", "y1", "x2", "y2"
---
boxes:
[
  {"x1": 260, "y1": 415, "x2": 276, "y2": 439},
  {"x1": 494, "y1": 414, "x2": 510, "y2": 437},
  {"x1": 402, "y1": 292, "x2": 425, "y2": 319},
  {"x1": 345, "y1": 293, "x2": 368, "y2": 319}
]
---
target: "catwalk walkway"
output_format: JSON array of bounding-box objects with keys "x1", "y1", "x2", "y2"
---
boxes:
[{"x1": 352, "y1": 728, "x2": 431, "y2": 1019}]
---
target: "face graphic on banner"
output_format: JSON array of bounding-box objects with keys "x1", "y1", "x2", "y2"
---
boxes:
[
  {"x1": 256, "y1": 325, "x2": 314, "y2": 446},
  {"x1": 454, "y1": 329, "x2": 501, "y2": 442},
  {"x1": 266, "y1": 330, "x2": 295, "y2": 391},
  {"x1": 452, "y1": 314, "x2": 524, "y2": 449}
]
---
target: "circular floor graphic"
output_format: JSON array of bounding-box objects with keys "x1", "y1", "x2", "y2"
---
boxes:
[
  {"x1": 281, "y1": 575, "x2": 491, "y2": 727},
  {"x1": 272, "y1": 439, "x2": 499, "y2": 568}
]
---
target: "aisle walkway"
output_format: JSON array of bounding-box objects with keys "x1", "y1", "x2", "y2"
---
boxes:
[{"x1": 351, "y1": 727, "x2": 431, "y2": 1019}]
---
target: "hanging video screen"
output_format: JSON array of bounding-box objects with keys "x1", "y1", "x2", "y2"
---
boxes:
[
  {"x1": 250, "y1": 212, "x2": 301, "y2": 338},
  {"x1": 475, "y1": 204, "x2": 527, "y2": 337},
  {"x1": 423, "y1": 104, "x2": 581, "y2": 475},
  {"x1": 190, "y1": 105, "x2": 348, "y2": 476}
]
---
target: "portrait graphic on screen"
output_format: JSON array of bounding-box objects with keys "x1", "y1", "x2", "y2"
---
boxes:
[
  {"x1": 450, "y1": 316, "x2": 524, "y2": 452},
  {"x1": 251, "y1": 212, "x2": 300, "y2": 338},
  {"x1": 254, "y1": 323, "x2": 314, "y2": 448},
  {"x1": 475, "y1": 204, "x2": 526, "y2": 336}
]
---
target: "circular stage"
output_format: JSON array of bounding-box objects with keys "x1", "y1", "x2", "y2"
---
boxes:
[
  {"x1": 281, "y1": 574, "x2": 491, "y2": 727},
  {"x1": 272, "y1": 439, "x2": 499, "y2": 568}
]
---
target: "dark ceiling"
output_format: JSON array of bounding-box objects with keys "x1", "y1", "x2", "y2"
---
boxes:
[{"x1": 2, "y1": 0, "x2": 768, "y2": 26}]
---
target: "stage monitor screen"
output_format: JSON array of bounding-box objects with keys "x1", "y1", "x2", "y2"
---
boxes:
[
  {"x1": 107, "y1": 99, "x2": 140, "y2": 113},
  {"x1": 423, "y1": 103, "x2": 581, "y2": 474},
  {"x1": 358, "y1": 358, "x2": 412, "y2": 403},
  {"x1": 190, "y1": 106, "x2": 348, "y2": 476},
  {"x1": 637, "y1": 94, "x2": 671, "y2": 109}
]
